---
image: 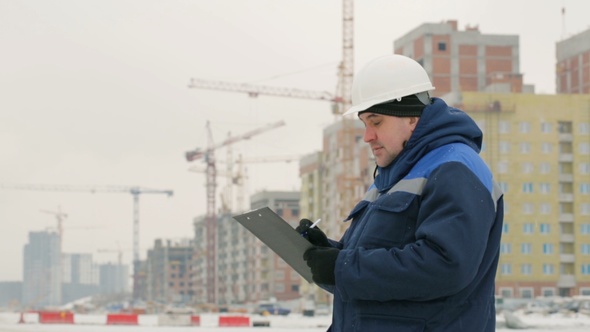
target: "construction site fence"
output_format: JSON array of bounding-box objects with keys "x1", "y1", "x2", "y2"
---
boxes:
[{"x1": 17, "y1": 311, "x2": 264, "y2": 327}]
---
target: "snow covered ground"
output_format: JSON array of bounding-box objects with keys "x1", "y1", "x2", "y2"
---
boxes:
[{"x1": 1, "y1": 311, "x2": 590, "y2": 331}]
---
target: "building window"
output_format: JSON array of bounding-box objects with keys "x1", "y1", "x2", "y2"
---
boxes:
[
  {"x1": 499, "y1": 121, "x2": 510, "y2": 134},
  {"x1": 521, "y1": 162, "x2": 533, "y2": 173},
  {"x1": 500, "y1": 287, "x2": 513, "y2": 298},
  {"x1": 520, "y1": 122, "x2": 531, "y2": 133},
  {"x1": 521, "y1": 264, "x2": 532, "y2": 275},
  {"x1": 522, "y1": 182, "x2": 533, "y2": 193},
  {"x1": 501, "y1": 263, "x2": 512, "y2": 275},
  {"x1": 541, "y1": 143, "x2": 552, "y2": 154},
  {"x1": 581, "y1": 184, "x2": 590, "y2": 194},
  {"x1": 499, "y1": 141, "x2": 510, "y2": 153},
  {"x1": 502, "y1": 223, "x2": 509, "y2": 234},
  {"x1": 582, "y1": 223, "x2": 590, "y2": 234},
  {"x1": 540, "y1": 203, "x2": 551, "y2": 214},
  {"x1": 582, "y1": 244, "x2": 590, "y2": 255},
  {"x1": 580, "y1": 143, "x2": 590, "y2": 154},
  {"x1": 543, "y1": 243, "x2": 554, "y2": 254},
  {"x1": 498, "y1": 161, "x2": 509, "y2": 174},
  {"x1": 543, "y1": 264, "x2": 554, "y2": 275},
  {"x1": 542, "y1": 288, "x2": 556, "y2": 297},
  {"x1": 521, "y1": 243, "x2": 532, "y2": 254},
  {"x1": 539, "y1": 183, "x2": 550, "y2": 194},
  {"x1": 438, "y1": 42, "x2": 446, "y2": 51},
  {"x1": 541, "y1": 122, "x2": 552, "y2": 133},
  {"x1": 500, "y1": 243, "x2": 511, "y2": 254},
  {"x1": 540, "y1": 223, "x2": 551, "y2": 234},
  {"x1": 520, "y1": 142, "x2": 531, "y2": 154},
  {"x1": 581, "y1": 264, "x2": 590, "y2": 275},
  {"x1": 580, "y1": 163, "x2": 590, "y2": 174},
  {"x1": 579, "y1": 123, "x2": 590, "y2": 135},
  {"x1": 523, "y1": 223, "x2": 534, "y2": 234},
  {"x1": 499, "y1": 182, "x2": 508, "y2": 193},
  {"x1": 523, "y1": 203, "x2": 534, "y2": 214},
  {"x1": 539, "y1": 162, "x2": 551, "y2": 174},
  {"x1": 581, "y1": 203, "x2": 590, "y2": 215},
  {"x1": 520, "y1": 288, "x2": 533, "y2": 298}
]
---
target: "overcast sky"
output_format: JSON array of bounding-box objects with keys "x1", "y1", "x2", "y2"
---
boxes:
[{"x1": 1, "y1": 0, "x2": 589, "y2": 282}]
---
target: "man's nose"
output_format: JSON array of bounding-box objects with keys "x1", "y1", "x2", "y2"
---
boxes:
[{"x1": 364, "y1": 127, "x2": 375, "y2": 142}]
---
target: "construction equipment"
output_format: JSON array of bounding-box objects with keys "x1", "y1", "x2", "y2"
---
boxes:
[
  {"x1": 188, "y1": 78, "x2": 341, "y2": 108},
  {"x1": 189, "y1": 153, "x2": 301, "y2": 212},
  {"x1": 39, "y1": 206, "x2": 68, "y2": 253},
  {"x1": 0, "y1": 183, "x2": 173, "y2": 301},
  {"x1": 185, "y1": 120, "x2": 285, "y2": 304},
  {"x1": 188, "y1": 0, "x2": 356, "y2": 226}
]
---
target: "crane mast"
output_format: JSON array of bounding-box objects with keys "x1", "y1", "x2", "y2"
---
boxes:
[{"x1": 338, "y1": 0, "x2": 356, "y2": 224}]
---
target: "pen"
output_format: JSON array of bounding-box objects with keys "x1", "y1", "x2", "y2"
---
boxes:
[
  {"x1": 301, "y1": 218, "x2": 321, "y2": 237},
  {"x1": 309, "y1": 218, "x2": 322, "y2": 229}
]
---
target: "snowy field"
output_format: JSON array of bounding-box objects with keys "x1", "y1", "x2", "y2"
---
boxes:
[{"x1": 1, "y1": 312, "x2": 590, "y2": 331}]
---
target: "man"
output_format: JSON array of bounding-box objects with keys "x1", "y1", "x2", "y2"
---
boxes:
[{"x1": 297, "y1": 54, "x2": 504, "y2": 331}]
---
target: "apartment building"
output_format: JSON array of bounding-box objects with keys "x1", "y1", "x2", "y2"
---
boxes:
[
  {"x1": 22, "y1": 230, "x2": 61, "y2": 308},
  {"x1": 457, "y1": 91, "x2": 590, "y2": 298},
  {"x1": 144, "y1": 238, "x2": 194, "y2": 305},
  {"x1": 556, "y1": 27, "x2": 590, "y2": 94},
  {"x1": 394, "y1": 20, "x2": 525, "y2": 96},
  {"x1": 189, "y1": 190, "x2": 302, "y2": 307}
]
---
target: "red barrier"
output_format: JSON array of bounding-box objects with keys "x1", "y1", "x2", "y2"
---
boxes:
[
  {"x1": 191, "y1": 315, "x2": 201, "y2": 326},
  {"x1": 106, "y1": 313, "x2": 139, "y2": 325},
  {"x1": 38, "y1": 311, "x2": 74, "y2": 324},
  {"x1": 219, "y1": 315, "x2": 250, "y2": 327}
]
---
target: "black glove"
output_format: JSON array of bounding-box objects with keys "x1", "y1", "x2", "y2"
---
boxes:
[
  {"x1": 303, "y1": 246, "x2": 339, "y2": 285},
  {"x1": 295, "y1": 219, "x2": 331, "y2": 247}
]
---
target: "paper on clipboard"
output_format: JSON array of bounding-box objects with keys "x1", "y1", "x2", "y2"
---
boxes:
[{"x1": 233, "y1": 207, "x2": 314, "y2": 283}]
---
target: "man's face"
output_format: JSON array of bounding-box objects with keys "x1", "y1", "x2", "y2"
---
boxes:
[{"x1": 359, "y1": 112, "x2": 419, "y2": 167}]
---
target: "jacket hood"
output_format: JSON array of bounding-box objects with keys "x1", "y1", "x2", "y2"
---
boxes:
[{"x1": 373, "y1": 97, "x2": 483, "y2": 192}]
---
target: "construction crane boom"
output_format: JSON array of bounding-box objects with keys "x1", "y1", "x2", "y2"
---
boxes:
[
  {"x1": 188, "y1": 79, "x2": 339, "y2": 104},
  {"x1": 185, "y1": 120, "x2": 286, "y2": 162},
  {"x1": 185, "y1": 120, "x2": 285, "y2": 304}
]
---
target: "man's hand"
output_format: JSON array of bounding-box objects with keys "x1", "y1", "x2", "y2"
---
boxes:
[
  {"x1": 296, "y1": 219, "x2": 331, "y2": 247},
  {"x1": 303, "y1": 247, "x2": 339, "y2": 285}
]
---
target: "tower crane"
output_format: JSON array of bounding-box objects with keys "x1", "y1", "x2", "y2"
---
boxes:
[
  {"x1": 188, "y1": 0, "x2": 356, "y2": 230},
  {"x1": 185, "y1": 120, "x2": 285, "y2": 304},
  {"x1": 189, "y1": 153, "x2": 301, "y2": 213},
  {"x1": 0, "y1": 183, "x2": 173, "y2": 301},
  {"x1": 39, "y1": 206, "x2": 68, "y2": 253}
]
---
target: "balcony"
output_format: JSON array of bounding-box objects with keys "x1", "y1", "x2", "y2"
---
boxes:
[
  {"x1": 558, "y1": 174, "x2": 574, "y2": 182},
  {"x1": 559, "y1": 193, "x2": 574, "y2": 202},
  {"x1": 558, "y1": 133, "x2": 573, "y2": 142},
  {"x1": 560, "y1": 234, "x2": 575, "y2": 243},
  {"x1": 558, "y1": 154, "x2": 573, "y2": 162},
  {"x1": 559, "y1": 214, "x2": 574, "y2": 223},
  {"x1": 559, "y1": 254, "x2": 575, "y2": 263},
  {"x1": 557, "y1": 274, "x2": 576, "y2": 288}
]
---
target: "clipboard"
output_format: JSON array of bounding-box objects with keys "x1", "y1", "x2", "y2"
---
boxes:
[{"x1": 233, "y1": 207, "x2": 314, "y2": 283}]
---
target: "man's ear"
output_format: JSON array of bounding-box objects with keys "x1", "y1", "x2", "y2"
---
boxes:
[{"x1": 409, "y1": 117, "x2": 420, "y2": 130}]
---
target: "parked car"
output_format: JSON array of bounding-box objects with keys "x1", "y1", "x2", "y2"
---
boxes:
[{"x1": 255, "y1": 303, "x2": 291, "y2": 316}]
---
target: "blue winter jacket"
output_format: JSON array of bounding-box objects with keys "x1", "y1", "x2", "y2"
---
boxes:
[{"x1": 323, "y1": 98, "x2": 504, "y2": 331}]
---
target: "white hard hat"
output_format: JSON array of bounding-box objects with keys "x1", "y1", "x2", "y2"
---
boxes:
[{"x1": 344, "y1": 54, "x2": 435, "y2": 116}]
